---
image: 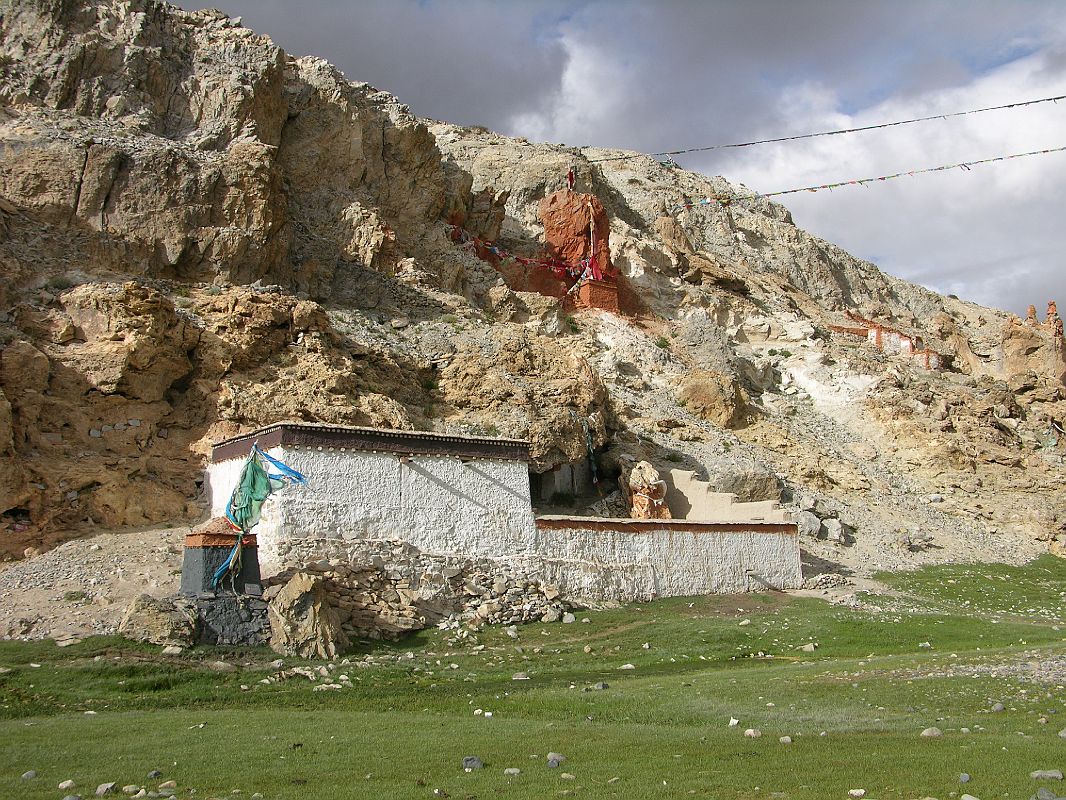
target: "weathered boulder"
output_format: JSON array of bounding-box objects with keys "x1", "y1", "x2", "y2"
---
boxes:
[
  {"x1": 678, "y1": 370, "x2": 749, "y2": 429},
  {"x1": 709, "y1": 465, "x2": 782, "y2": 502},
  {"x1": 118, "y1": 594, "x2": 196, "y2": 646},
  {"x1": 267, "y1": 572, "x2": 349, "y2": 659}
]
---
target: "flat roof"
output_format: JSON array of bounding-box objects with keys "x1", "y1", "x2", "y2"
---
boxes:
[{"x1": 211, "y1": 422, "x2": 531, "y2": 464}]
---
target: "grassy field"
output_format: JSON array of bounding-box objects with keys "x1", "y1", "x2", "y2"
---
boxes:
[{"x1": 1, "y1": 556, "x2": 1064, "y2": 800}]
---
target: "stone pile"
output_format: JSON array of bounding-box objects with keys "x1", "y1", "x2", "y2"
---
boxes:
[
  {"x1": 261, "y1": 544, "x2": 576, "y2": 645},
  {"x1": 263, "y1": 563, "x2": 425, "y2": 643},
  {"x1": 456, "y1": 571, "x2": 572, "y2": 629}
]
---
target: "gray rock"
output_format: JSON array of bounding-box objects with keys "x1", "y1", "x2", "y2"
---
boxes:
[
  {"x1": 991, "y1": 702, "x2": 1005, "y2": 712},
  {"x1": 60, "y1": 780, "x2": 77, "y2": 790},
  {"x1": 779, "y1": 736, "x2": 792, "y2": 744},
  {"x1": 960, "y1": 795, "x2": 980, "y2": 800},
  {"x1": 512, "y1": 672, "x2": 529, "y2": 681},
  {"x1": 960, "y1": 773, "x2": 971, "y2": 783},
  {"x1": 920, "y1": 727, "x2": 943, "y2": 738},
  {"x1": 1035, "y1": 787, "x2": 1059, "y2": 800},
  {"x1": 462, "y1": 756, "x2": 484, "y2": 771},
  {"x1": 62, "y1": 796, "x2": 82, "y2": 800},
  {"x1": 709, "y1": 465, "x2": 782, "y2": 502},
  {"x1": 592, "y1": 681, "x2": 609, "y2": 690},
  {"x1": 146, "y1": 771, "x2": 162, "y2": 779},
  {"x1": 96, "y1": 784, "x2": 117, "y2": 797},
  {"x1": 547, "y1": 752, "x2": 566, "y2": 768},
  {"x1": 21, "y1": 770, "x2": 37, "y2": 780},
  {"x1": 1030, "y1": 770, "x2": 1063, "y2": 780},
  {"x1": 503, "y1": 768, "x2": 521, "y2": 776},
  {"x1": 1059, "y1": 728, "x2": 1066, "y2": 739},
  {"x1": 562, "y1": 612, "x2": 576, "y2": 624},
  {"x1": 794, "y1": 510, "x2": 821, "y2": 538}
]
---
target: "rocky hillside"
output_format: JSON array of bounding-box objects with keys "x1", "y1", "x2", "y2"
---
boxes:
[{"x1": 0, "y1": 0, "x2": 1063, "y2": 573}]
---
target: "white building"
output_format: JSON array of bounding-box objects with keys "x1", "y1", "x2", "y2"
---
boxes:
[{"x1": 208, "y1": 423, "x2": 802, "y2": 601}]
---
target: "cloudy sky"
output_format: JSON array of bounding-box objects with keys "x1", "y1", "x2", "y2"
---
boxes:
[{"x1": 186, "y1": 0, "x2": 1066, "y2": 316}]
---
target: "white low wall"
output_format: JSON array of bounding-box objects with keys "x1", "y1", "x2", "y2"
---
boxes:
[
  {"x1": 207, "y1": 446, "x2": 802, "y2": 602},
  {"x1": 534, "y1": 517, "x2": 802, "y2": 599}
]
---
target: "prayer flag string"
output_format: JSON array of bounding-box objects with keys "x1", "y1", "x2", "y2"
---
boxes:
[
  {"x1": 672, "y1": 144, "x2": 1066, "y2": 212},
  {"x1": 448, "y1": 225, "x2": 593, "y2": 280},
  {"x1": 586, "y1": 93, "x2": 1066, "y2": 164}
]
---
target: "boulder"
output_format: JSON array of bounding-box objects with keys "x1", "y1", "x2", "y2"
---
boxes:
[
  {"x1": 678, "y1": 370, "x2": 749, "y2": 429},
  {"x1": 267, "y1": 572, "x2": 349, "y2": 659},
  {"x1": 709, "y1": 465, "x2": 782, "y2": 502},
  {"x1": 117, "y1": 594, "x2": 196, "y2": 646}
]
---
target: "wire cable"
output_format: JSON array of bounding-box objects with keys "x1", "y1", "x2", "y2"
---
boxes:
[{"x1": 587, "y1": 93, "x2": 1066, "y2": 164}]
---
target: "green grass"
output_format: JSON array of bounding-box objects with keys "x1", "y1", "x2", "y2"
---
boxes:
[{"x1": 1, "y1": 561, "x2": 1065, "y2": 799}]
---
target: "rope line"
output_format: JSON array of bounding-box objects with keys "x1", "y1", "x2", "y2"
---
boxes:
[
  {"x1": 586, "y1": 93, "x2": 1066, "y2": 164},
  {"x1": 673, "y1": 144, "x2": 1066, "y2": 211}
]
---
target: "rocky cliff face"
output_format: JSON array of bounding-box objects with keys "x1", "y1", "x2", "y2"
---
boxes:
[{"x1": 0, "y1": 0, "x2": 1063, "y2": 569}]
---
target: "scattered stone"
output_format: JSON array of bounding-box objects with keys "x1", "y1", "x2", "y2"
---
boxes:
[
  {"x1": 60, "y1": 780, "x2": 77, "y2": 790},
  {"x1": 560, "y1": 773, "x2": 576, "y2": 780},
  {"x1": 21, "y1": 770, "x2": 37, "y2": 780},
  {"x1": 462, "y1": 756, "x2": 484, "y2": 771},
  {"x1": 592, "y1": 681, "x2": 609, "y2": 690},
  {"x1": 62, "y1": 796, "x2": 81, "y2": 800},
  {"x1": 920, "y1": 727, "x2": 943, "y2": 738},
  {"x1": 991, "y1": 702, "x2": 1005, "y2": 712},
  {"x1": 547, "y1": 752, "x2": 566, "y2": 768},
  {"x1": 1030, "y1": 770, "x2": 1064, "y2": 780},
  {"x1": 504, "y1": 626, "x2": 519, "y2": 638},
  {"x1": 208, "y1": 660, "x2": 237, "y2": 672},
  {"x1": 960, "y1": 773, "x2": 971, "y2": 783},
  {"x1": 122, "y1": 786, "x2": 140, "y2": 795},
  {"x1": 503, "y1": 768, "x2": 520, "y2": 776},
  {"x1": 797, "y1": 643, "x2": 818, "y2": 653},
  {"x1": 728, "y1": 717, "x2": 739, "y2": 727},
  {"x1": 847, "y1": 790, "x2": 866, "y2": 799},
  {"x1": 1036, "y1": 788, "x2": 1059, "y2": 800},
  {"x1": 744, "y1": 729, "x2": 762, "y2": 738},
  {"x1": 738, "y1": 619, "x2": 751, "y2": 627},
  {"x1": 512, "y1": 672, "x2": 529, "y2": 681},
  {"x1": 779, "y1": 736, "x2": 792, "y2": 744},
  {"x1": 157, "y1": 781, "x2": 176, "y2": 790},
  {"x1": 161, "y1": 645, "x2": 182, "y2": 656},
  {"x1": 146, "y1": 771, "x2": 162, "y2": 779},
  {"x1": 562, "y1": 612, "x2": 576, "y2": 624},
  {"x1": 96, "y1": 784, "x2": 117, "y2": 797},
  {"x1": 618, "y1": 663, "x2": 635, "y2": 670},
  {"x1": 960, "y1": 795, "x2": 980, "y2": 800}
]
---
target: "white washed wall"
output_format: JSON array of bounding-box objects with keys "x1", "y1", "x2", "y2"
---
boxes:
[{"x1": 207, "y1": 447, "x2": 802, "y2": 601}]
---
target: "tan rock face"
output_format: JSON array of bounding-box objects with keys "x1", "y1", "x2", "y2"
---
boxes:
[
  {"x1": 437, "y1": 328, "x2": 616, "y2": 470},
  {"x1": 0, "y1": 283, "x2": 430, "y2": 554},
  {"x1": 1001, "y1": 316, "x2": 1066, "y2": 386},
  {"x1": 268, "y1": 572, "x2": 349, "y2": 659}
]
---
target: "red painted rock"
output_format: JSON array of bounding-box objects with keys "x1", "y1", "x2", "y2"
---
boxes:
[{"x1": 537, "y1": 190, "x2": 612, "y2": 274}]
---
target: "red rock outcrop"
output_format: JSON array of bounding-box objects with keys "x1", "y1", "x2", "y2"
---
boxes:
[{"x1": 538, "y1": 190, "x2": 613, "y2": 274}]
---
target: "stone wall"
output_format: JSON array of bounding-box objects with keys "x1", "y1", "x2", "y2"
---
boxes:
[{"x1": 209, "y1": 442, "x2": 802, "y2": 603}]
